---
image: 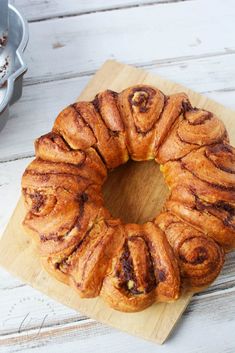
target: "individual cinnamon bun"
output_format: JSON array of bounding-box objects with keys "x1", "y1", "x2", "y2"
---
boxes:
[
  {"x1": 42, "y1": 218, "x2": 124, "y2": 294},
  {"x1": 35, "y1": 132, "x2": 86, "y2": 165},
  {"x1": 118, "y1": 85, "x2": 165, "y2": 160},
  {"x1": 162, "y1": 144, "x2": 235, "y2": 250},
  {"x1": 156, "y1": 212, "x2": 225, "y2": 289},
  {"x1": 53, "y1": 104, "x2": 97, "y2": 150},
  {"x1": 101, "y1": 223, "x2": 180, "y2": 312},
  {"x1": 73, "y1": 101, "x2": 129, "y2": 168},
  {"x1": 156, "y1": 109, "x2": 228, "y2": 163}
]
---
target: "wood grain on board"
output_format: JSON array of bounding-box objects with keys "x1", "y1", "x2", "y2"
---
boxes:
[{"x1": 0, "y1": 60, "x2": 235, "y2": 344}]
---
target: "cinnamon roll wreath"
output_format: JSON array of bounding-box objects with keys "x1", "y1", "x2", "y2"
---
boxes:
[{"x1": 21, "y1": 85, "x2": 235, "y2": 312}]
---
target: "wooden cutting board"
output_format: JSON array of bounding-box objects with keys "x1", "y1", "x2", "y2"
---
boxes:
[{"x1": 0, "y1": 60, "x2": 235, "y2": 344}]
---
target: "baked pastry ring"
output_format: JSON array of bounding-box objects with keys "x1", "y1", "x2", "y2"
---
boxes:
[{"x1": 22, "y1": 85, "x2": 234, "y2": 312}]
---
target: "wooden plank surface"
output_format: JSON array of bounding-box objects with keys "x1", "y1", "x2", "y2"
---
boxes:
[
  {"x1": 0, "y1": 59, "x2": 235, "y2": 346},
  {"x1": 10, "y1": 0, "x2": 178, "y2": 21},
  {"x1": 19, "y1": 0, "x2": 235, "y2": 86},
  {"x1": 1, "y1": 0, "x2": 235, "y2": 351}
]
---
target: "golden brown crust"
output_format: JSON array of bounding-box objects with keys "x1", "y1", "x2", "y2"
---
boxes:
[
  {"x1": 118, "y1": 85, "x2": 165, "y2": 160},
  {"x1": 161, "y1": 144, "x2": 235, "y2": 250},
  {"x1": 69, "y1": 220, "x2": 125, "y2": 298},
  {"x1": 154, "y1": 93, "x2": 191, "y2": 152},
  {"x1": 156, "y1": 212, "x2": 225, "y2": 290},
  {"x1": 74, "y1": 101, "x2": 129, "y2": 168},
  {"x1": 165, "y1": 186, "x2": 235, "y2": 250},
  {"x1": 161, "y1": 160, "x2": 235, "y2": 205},
  {"x1": 93, "y1": 90, "x2": 124, "y2": 131},
  {"x1": 156, "y1": 109, "x2": 228, "y2": 163},
  {"x1": 21, "y1": 84, "x2": 234, "y2": 312},
  {"x1": 43, "y1": 219, "x2": 125, "y2": 297},
  {"x1": 35, "y1": 132, "x2": 86, "y2": 165},
  {"x1": 53, "y1": 105, "x2": 96, "y2": 150},
  {"x1": 182, "y1": 144, "x2": 235, "y2": 188},
  {"x1": 101, "y1": 223, "x2": 180, "y2": 312}
]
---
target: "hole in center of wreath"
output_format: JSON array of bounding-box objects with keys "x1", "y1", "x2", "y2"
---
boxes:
[{"x1": 102, "y1": 160, "x2": 169, "y2": 224}]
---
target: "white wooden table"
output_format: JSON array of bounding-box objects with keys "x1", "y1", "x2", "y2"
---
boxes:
[{"x1": 0, "y1": 0, "x2": 235, "y2": 351}]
